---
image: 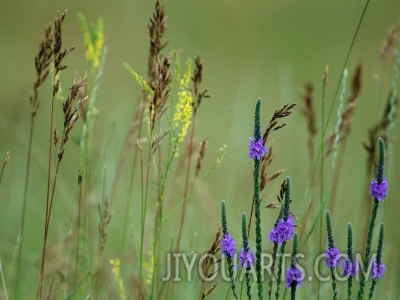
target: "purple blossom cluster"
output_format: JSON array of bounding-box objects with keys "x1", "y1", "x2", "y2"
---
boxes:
[
  {"x1": 286, "y1": 266, "x2": 303, "y2": 288},
  {"x1": 370, "y1": 259, "x2": 385, "y2": 279},
  {"x1": 268, "y1": 215, "x2": 295, "y2": 246},
  {"x1": 239, "y1": 248, "x2": 256, "y2": 269},
  {"x1": 325, "y1": 247, "x2": 340, "y2": 268},
  {"x1": 370, "y1": 177, "x2": 388, "y2": 202},
  {"x1": 342, "y1": 258, "x2": 359, "y2": 278},
  {"x1": 248, "y1": 137, "x2": 267, "y2": 160},
  {"x1": 220, "y1": 234, "x2": 236, "y2": 257}
]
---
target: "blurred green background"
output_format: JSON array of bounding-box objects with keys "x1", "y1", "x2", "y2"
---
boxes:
[{"x1": 0, "y1": 0, "x2": 399, "y2": 298}]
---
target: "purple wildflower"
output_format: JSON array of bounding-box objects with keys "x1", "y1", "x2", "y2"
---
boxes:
[
  {"x1": 268, "y1": 215, "x2": 295, "y2": 246},
  {"x1": 325, "y1": 247, "x2": 340, "y2": 268},
  {"x1": 342, "y1": 258, "x2": 359, "y2": 278},
  {"x1": 370, "y1": 259, "x2": 385, "y2": 279},
  {"x1": 248, "y1": 137, "x2": 267, "y2": 160},
  {"x1": 239, "y1": 248, "x2": 256, "y2": 268},
  {"x1": 286, "y1": 266, "x2": 303, "y2": 288},
  {"x1": 370, "y1": 177, "x2": 388, "y2": 201},
  {"x1": 220, "y1": 234, "x2": 236, "y2": 257}
]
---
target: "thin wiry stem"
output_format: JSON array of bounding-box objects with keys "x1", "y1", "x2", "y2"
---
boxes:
[
  {"x1": 0, "y1": 260, "x2": 9, "y2": 300},
  {"x1": 317, "y1": 66, "x2": 327, "y2": 300},
  {"x1": 274, "y1": 242, "x2": 286, "y2": 300},
  {"x1": 38, "y1": 67, "x2": 57, "y2": 300},
  {"x1": 15, "y1": 117, "x2": 34, "y2": 299},
  {"x1": 176, "y1": 115, "x2": 196, "y2": 251},
  {"x1": 299, "y1": 0, "x2": 371, "y2": 248},
  {"x1": 74, "y1": 166, "x2": 83, "y2": 290}
]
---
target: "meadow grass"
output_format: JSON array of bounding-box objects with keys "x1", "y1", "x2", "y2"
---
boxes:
[{"x1": 0, "y1": 1, "x2": 399, "y2": 299}]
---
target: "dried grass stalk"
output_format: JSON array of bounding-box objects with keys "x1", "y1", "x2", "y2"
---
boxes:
[
  {"x1": 195, "y1": 138, "x2": 208, "y2": 178},
  {"x1": 200, "y1": 228, "x2": 221, "y2": 300},
  {"x1": 325, "y1": 64, "x2": 362, "y2": 156},
  {"x1": 192, "y1": 56, "x2": 210, "y2": 113},
  {"x1": 262, "y1": 103, "x2": 296, "y2": 144},
  {"x1": 380, "y1": 21, "x2": 400, "y2": 61},
  {"x1": 362, "y1": 93, "x2": 397, "y2": 175},
  {"x1": 259, "y1": 144, "x2": 284, "y2": 192},
  {"x1": 300, "y1": 82, "x2": 317, "y2": 159}
]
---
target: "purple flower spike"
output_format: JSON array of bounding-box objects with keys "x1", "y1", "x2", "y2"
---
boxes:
[
  {"x1": 370, "y1": 259, "x2": 385, "y2": 279},
  {"x1": 239, "y1": 248, "x2": 256, "y2": 268},
  {"x1": 220, "y1": 234, "x2": 236, "y2": 257},
  {"x1": 325, "y1": 247, "x2": 340, "y2": 268},
  {"x1": 249, "y1": 137, "x2": 267, "y2": 160},
  {"x1": 268, "y1": 215, "x2": 295, "y2": 246},
  {"x1": 286, "y1": 266, "x2": 303, "y2": 288},
  {"x1": 342, "y1": 258, "x2": 359, "y2": 278},
  {"x1": 370, "y1": 177, "x2": 388, "y2": 201}
]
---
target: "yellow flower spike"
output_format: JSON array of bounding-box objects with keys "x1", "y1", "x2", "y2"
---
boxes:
[
  {"x1": 78, "y1": 13, "x2": 104, "y2": 71},
  {"x1": 123, "y1": 63, "x2": 152, "y2": 95},
  {"x1": 142, "y1": 250, "x2": 155, "y2": 285},
  {"x1": 173, "y1": 59, "x2": 193, "y2": 152},
  {"x1": 110, "y1": 258, "x2": 126, "y2": 300}
]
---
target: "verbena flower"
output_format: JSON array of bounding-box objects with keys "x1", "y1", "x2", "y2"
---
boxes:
[
  {"x1": 325, "y1": 247, "x2": 340, "y2": 268},
  {"x1": 220, "y1": 233, "x2": 236, "y2": 257},
  {"x1": 342, "y1": 258, "x2": 359, "y2": 278},
  {"x1": 286, "y1": 266, "x2": 303, "y2": 288},
  {"x1": 370, "y1": 259, "x2": 385, "y2": 279},
  {"x1": 268, "y1": 215, "x2": 295, "y2": 246},
  {"x1": 248, "y1": 137, "x2": 267, "y2": 160},
  {"x1": 239, "y1": 248, "x2": 255, "y2": 268},
  {"x1": 370, "y1": 177, "x2": 388, "y2": 201}
]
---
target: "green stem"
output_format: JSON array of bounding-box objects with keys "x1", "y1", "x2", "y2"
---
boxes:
[
  {"x1": 252, "y1": 99, "x2": 263, "y2": 300},
  {"x1": 317, "y1": 69, "x2": 326, "y2": 300},
  {"x1": 267, "y1": 243, "x2": 278, "y2": 300},
  {"x1": 357, "y1": 200, "x2": 379, "y2": 300},
  {"x1": 346, "y1": 224, "x2": 353, "y2": 300},
  {"x1": 367, "y1": 280, "x2": 377, "y2": 300},
  {"x1": 242, "y1": 213, "x2": 252, "y2": 300},
  {"x1": 330, "y1": 268, "x2": 338, "y2": 300},
  {"x1": 38, "y1": 74, "x2": 58, "y2": 300},
  {"x1": 274, "y1": 242, "x2": 286, "y2": 300},
  {"x1": 221, "y1": 200, "x2": 238, "y2": 299},
  {"x1": 15, "y1": 116, "x2": 34, "y2": 299},
  {"x1": 254, "y1": 157, "x2": 263, "y2": 300}
]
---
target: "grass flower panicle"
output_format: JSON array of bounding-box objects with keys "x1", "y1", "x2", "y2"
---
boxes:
[
  {"x1": 370, "y1": 177, "x2": 388, "y2": 201},
  {"x1": 249, "y1": 137, "x2": 268, "y2": 160}
]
